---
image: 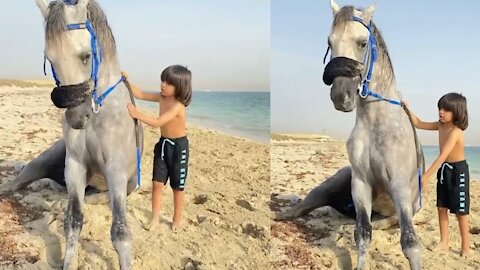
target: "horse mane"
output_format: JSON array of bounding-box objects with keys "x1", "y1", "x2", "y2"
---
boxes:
[
  {"x1": 332, "y1": 6, "x2": 395, "y2": 83},
  {"x1": 45, "y1": 0, "x2": 117, "y2": 61}
]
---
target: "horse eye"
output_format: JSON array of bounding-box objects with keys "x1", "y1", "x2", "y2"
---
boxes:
[
  {"x1": 81, "y1": 53, "x2": 91, "y2": 64},
  {"x1": 359, "y1": 40, "x2": 368, "y2": 49}
]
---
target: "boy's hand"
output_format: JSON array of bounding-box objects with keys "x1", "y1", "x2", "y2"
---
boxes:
[
  {"x1": 127, "y1": 103, "x2": 138, "y2": 118},
  {"x1": 421, "y1": 172, "x2": 432, "y2": 192},
  {"x1": 121, "y1": 71, "x2": 128, "y2": 79},
  {"x1": 421, "y1": 177, "x2": 428, "y2": 192}
]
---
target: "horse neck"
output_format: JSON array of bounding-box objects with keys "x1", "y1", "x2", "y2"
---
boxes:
[
  {"x1": 97, "y1": 55, "x2": 120, "y2": 88},
  {"x1": 356, "y1": 50, "x2": 402, "y2": 122},
  {"x1": 95, "y1": 55, "x2": 128, "y2": 103}
]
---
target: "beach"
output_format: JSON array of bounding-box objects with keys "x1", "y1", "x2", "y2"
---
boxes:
[
  {"x1": 0, "y1": 80, "x2": 270, "y2": 269},
  {"x1": 271, "y1": 134, "x2": 480, "y2": 270}
]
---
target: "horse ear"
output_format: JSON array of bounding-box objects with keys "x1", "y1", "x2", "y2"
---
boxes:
[
  {"x1": 330, "y1": 0, "x2": 341, "y2": 15},
  {"x1": 35, "y1": 0, "x2": 49, "y2": 19},
  {"x1": 362, "y1": 3, "x2": 376, "y2": 23}
]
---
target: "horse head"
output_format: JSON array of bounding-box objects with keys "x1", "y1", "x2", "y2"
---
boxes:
[{"x1": 323, "y1": 0, "x2": 377, "y2": 112}]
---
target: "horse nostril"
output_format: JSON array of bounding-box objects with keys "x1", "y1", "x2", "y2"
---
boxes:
[{"x1": 345, "y1": 90, "x2": 352, "y2": 101}]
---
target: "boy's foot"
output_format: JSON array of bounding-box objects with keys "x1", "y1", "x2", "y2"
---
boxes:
[
  {"x1": 428, "y1": 242, "x2": 449, "y2": 252},
  {"x1": 460, "y1": 249, "x2": 470, "y2": 258},
  {"x1": 172, "y1": 220, "x2": 182, "y2": 232},
  {"x1": 144, "y1": 221, "x2": 160, "y2": 231}
]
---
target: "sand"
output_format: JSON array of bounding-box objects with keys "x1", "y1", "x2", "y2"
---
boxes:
[
  {"x1": 271, "y1": 133, "x2": 480, "y2": 270},
  {"x1": 0, "y1": 82, "x2": 270, "y2": 270}
]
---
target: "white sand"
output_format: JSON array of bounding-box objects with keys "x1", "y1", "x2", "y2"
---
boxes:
[{"x1": 0, "y1": 84, "x2": 270, "y2": 269}]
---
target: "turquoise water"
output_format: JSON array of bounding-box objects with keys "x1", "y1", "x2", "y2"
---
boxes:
[
  {"x1": 423, "y1": 145, "x2": 480, "y2": 179},
  {"x1": 137, "y1": 91, "x2": 270, "y2": 143}
]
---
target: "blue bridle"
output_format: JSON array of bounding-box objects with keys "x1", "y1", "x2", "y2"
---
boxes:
[
  {"x1": 44, "y1": 19, "x2": 124, "y2": 113},
  {"x1": 350, "y1": 16, "x2": 402, "y2": 106}
]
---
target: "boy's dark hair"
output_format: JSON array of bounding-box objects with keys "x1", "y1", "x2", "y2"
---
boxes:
[
  {"x1": 438, "y1": 92, "x2": 468, "y2": 130},
  {"x1": 161, "y1": 65, "x2": 192, "y2": 106}
]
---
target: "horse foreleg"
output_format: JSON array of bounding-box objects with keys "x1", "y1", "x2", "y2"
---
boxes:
[
  {"x1": 276, "y1": 166, "x2": 352, "y2": 220},
  {"x1": 2, "y1": 139, "x2": 66, "y2": 193},
  {"x1": 391, "y1": 182, "x2": 422, "y2": 270},
  {"x1": 352, "y1": 174, "x2": 373, "y2": 270},
  {"x1": 107, "y1": 170, "x2": 132, "y2": 270},
  {"x1": 63, "y1": 156, "x2": 87, "y2": 270}
]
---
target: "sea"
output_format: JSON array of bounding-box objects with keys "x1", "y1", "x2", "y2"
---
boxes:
[
  {"x1": 423, "y1": 145, "x2": 480, "y2": 179},
  {"x1": 136, "y1": 91, "x2": 270, "y2": 144}
]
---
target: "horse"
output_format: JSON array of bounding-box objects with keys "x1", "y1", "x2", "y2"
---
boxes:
[
  {"x1": 323, "y1": 1, "x2": 424, "y2": 268},
  {"x1": 18, "y1": 0, "x2": 144, "y2": 268}
]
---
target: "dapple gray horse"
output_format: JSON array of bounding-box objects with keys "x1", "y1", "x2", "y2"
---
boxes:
[
  {"x1": 2, "y1": 0, "x2": 143, "y2": 269},
  {"x1": 279, "y1": 1, "x2": 424, "y2": 269}
]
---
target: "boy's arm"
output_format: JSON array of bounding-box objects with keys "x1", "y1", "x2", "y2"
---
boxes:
[
  {"x1": 402, "y1": 100, "x2": 439, "y2": 130},
  {"x1": 423, "y1": 129, "x2": 461, "y2": 181},
  {"x1": 127, "y1": 103, "x2": 182, "y2": 128},
  {"x1": 129, "y1": 83, "x2": 161, "y2": 102},
  {"x1": 122, "y1": 71, "x2": 160, "y2": 102}
]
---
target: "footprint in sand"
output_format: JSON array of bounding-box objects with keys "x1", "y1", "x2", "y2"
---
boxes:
[
  {"x1": 469, "y1": 226, "x2": 480, "y2": 235},
  {"x1": 235, "y1": 199, "x2": 255, "y2": 211},
  {"x1": 193, "y1": 194, "x2": 208, "y2": 205},
  {"x1": 241, "y1": 222, "x2": 267, "y2": 239},
  {"x1": 182, "y1": 258, "x2": 202, "y2": 270}
]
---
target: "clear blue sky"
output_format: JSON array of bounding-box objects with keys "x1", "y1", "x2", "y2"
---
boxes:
[
  {"x1": 271, "y1": 0, "x2": 480, "y2": 145},
  {"x1": 0, "y1": 0, "x2": 269, "y2": 91}
]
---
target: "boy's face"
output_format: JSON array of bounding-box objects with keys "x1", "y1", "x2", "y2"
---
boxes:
[
  {"x1": 439, "y1": 108, "x2": 453, "y2": 123},
  {"x1": 160, "y1": 81, "x2": 176, "y2": 97}
]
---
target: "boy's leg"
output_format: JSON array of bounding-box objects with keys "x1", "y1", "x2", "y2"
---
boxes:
[
  {"x1": 149, "y1": 139, "x2": 168, "y2": 230},
  {"x1": 148, "y1": 181, "x2": 165, "y2": 230},
  {"x1": 172, "y1": 189, "x2": 185, "y2": 230},
  {"x1": 456, "y1": 214, "x2": 470, "y2": 257},
  {"x1": 170, "y1": 137, "x2": 188, "y2": 231},
  {"x1": 436, "y1": 166, "x2": 450, "y2": 250},
  {"x1": 437, "y1": 207, "x2": 449, "y2": 250}
]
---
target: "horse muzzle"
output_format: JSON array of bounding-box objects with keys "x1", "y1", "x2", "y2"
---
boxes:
[
  {"x1": 65, "y1": 101, "x2": 93, "y2": 129},
  {"x1": 323, "y1": 57, "x2": 364, "y2": 112},
  {"x1": 51, "y1": 80, "x2": 94, "y2": 129},
  {"x1": 330, "y1": 76, "x2": 361, "y2": 112}
]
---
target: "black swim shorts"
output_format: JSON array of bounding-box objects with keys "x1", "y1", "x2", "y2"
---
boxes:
[
  {"x1": 436, "y1": 160, "x2": 469, "y2": 215},
  {"x1": 152, "y1": 136, "x2": 189, "y2": 191}
]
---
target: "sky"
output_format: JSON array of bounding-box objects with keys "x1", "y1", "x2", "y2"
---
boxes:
[
  {"x1": 271, "y1": 0, "x2": 480, "y2": 146},
  {"x1": 0, "y1": 0, "x2": 269, "y2": 91}
]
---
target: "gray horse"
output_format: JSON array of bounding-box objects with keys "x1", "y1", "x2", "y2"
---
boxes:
[
  {"x1": 279, "y1": 1, "x2": 424, "y2": 269},
  {"x1": 326, "y1": 1, "x2": 423, "y2": 269},
  {"x1": 3, "y1": 0, "x2": 143, "y2": 269}
]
